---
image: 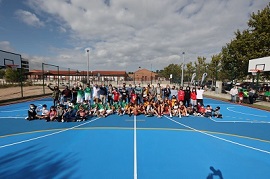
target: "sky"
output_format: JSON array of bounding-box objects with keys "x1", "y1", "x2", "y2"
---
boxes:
[{"x1": 0, "y1": 0, "x2": 268, "y2": 72}]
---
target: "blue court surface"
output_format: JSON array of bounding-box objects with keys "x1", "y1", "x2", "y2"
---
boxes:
[{"x1": 0, "y1": 98, "x2": 270, "y2": 179}]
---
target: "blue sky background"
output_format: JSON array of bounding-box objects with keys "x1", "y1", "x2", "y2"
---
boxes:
[{"x1": 0, "y1": 0, "x2": 269, "y2": 72}]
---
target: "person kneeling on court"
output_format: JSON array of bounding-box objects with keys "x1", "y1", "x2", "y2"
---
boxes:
[{"x1": 213, "y1": 106, "x2": 222, "y2": 118}]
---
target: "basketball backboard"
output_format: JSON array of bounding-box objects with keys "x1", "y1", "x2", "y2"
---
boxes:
[
  {"x1": 248, "y1": 56, "x2": 270, "y2": 72},
  {"x1": 0, "y1": 50, "x2": 21, "y2": 69}
]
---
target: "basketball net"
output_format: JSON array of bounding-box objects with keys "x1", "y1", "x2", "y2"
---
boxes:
[
  {"x1": 6, "y1": 64, "x2": 18, "y2": 70},
  {"x1": 250, "y1": 69, "x2": 263, "y2": 76}
]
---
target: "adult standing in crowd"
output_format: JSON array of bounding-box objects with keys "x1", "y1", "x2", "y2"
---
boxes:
[
  {"x1": 119, "y1": 83, "x2": 128, "y2": 102},
  {"x1": 84, "y1": 84, "x2": 92, "y2": 105},
  {"x1": 99, "y1": 84, "x2": 107, "y2": 104},
  {"x1": 184, "y1": 86, "x2": 191, "y2": 107},
  {"x1": 248, "y1": 87, "x2": 255, "y2": 104},
  {"x1": 155, "y1": 83, "x2": 163, "y2": 101},
  {"x1": 61, "y1": 85, "x2": 72, "y2": 104},
  {"x1": 163, "y1": 84, "x2": 171, "y2": 100},
  {"x1": 135, "y1": 83, "x2": 143, "y2": 104},
  {"x1": 149, "y1": 84, "x2": 156, "y2": 100},
  {"x1": 93, "y1": 84, "x2": 100, "y2": 104},
  {"x1": 171, "y1": 85, "x2": 178, "y2": 99},
  {"x1": 127, "y1": 84, "x2": 133, "y2": 103},
  {"x1": 230, "y1": 86, "x2": 238, "y2": 103},
  {"x1": 177, "y1": 86, "x2": 185, "y2": 103},
  {"x1": 47, "y1": 83, "x2": 61, "y2": 107},
  {"x1": 107, "y1": 84, "x2": 114, "y2": 105},
  {"x1": 196, "y1": 86, "x2": 205, "y2": 106},
  {"x1": 190, "y1": 87, "x2": 197, "y2": 107}
]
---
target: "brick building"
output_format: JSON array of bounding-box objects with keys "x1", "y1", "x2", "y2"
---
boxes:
[{"x1": 132, "y1": 68, "x2": 158, "y2": 84}]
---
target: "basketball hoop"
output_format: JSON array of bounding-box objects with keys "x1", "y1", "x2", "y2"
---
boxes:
[
  {"x1": 5, "y1": 64, "x2": 19, "y2": 70},
  {"x1": 249, "y1": 69, "x2": 263, "y2": 76}
]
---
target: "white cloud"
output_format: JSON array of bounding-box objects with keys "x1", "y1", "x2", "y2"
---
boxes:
[
  {"x1": 20, "y1": 0, "x2": 270, "y2": 71},
  {"x1": 0, "y1": 41, "x2": 14, "y2": 52},
  {"x1": 15, "y1": 9, "x2": 44, "y2": 27}
]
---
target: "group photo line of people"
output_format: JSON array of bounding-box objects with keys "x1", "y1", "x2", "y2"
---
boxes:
[{"x1": 26, "y1": 83, "x2": 223, "y2": 122}]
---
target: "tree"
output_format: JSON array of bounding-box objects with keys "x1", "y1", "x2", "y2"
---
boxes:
[
  {"x1": 220, "y1": 3, "x2": 270, "y2": 81},
  {"x1": 0, "y1": 69, "x2": 5, "y2": 79},
  {"x1": 4, "y1": 68, "x2": 23, "y2": 83},
  {"x1": 160, "y1": 64, "x2": 181, "y2": 83}
]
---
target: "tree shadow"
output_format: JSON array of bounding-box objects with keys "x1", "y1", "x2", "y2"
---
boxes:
[{"x1": 0, "y1": 145, "x2": 78, "y2": 179}]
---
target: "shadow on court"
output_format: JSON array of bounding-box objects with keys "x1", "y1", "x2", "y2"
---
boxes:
[
  {"x1": 0, "y1": 145, "x2": 77, "y2": 179},
  {"x1": 206, "y1": 166, "x2": 223, "y2": 179}
]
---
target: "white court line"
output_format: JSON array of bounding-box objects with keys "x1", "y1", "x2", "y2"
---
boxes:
[
  {"x1": 0, "y1": 104, "x2": 43, "y2": 113},
  {"x1": 164, "y1": 116, "x2": 270, "y2": 154},
  {"x1": 134, "y1": 115, "x2": 138, "y2": 179},
  {"x1": 0, "y1": 117, "x2": 100, "y2": 149},
  {"x1": 0, "y1": 117, "x2": 25, "y2": 119},
  {"x1": 0, "y1": 109, "x2": 28, "y2": 112},
  {"x1": 209, "y1": 117, "x2": 270, "y2": 124},
  {"x1": 227, "y1": 107, "x2": 268, "y2": 117}
]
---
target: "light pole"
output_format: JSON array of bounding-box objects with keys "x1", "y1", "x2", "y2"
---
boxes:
[
  {"x1": 86, "y1": 49, "x2": 90, "y2": 84},
  {"x1": 181, "y1": 52, "x2": 185, "y2": 87}
]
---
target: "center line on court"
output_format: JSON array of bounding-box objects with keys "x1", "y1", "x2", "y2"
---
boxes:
[{"x1": 134, "y1": 115, "x2": 138, "y2": 179}]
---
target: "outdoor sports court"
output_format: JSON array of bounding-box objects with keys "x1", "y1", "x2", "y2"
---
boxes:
[{"x1": 0, "y1": 97, "x2": 270, "y2": 179}]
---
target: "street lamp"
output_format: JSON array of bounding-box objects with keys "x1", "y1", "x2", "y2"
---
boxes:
[
  {"x1": 181, "y1": 52, "x2": 185, "y2": 87},
  {"x1": 86, "y1": 49, "x2": 90, "y2": 84}
]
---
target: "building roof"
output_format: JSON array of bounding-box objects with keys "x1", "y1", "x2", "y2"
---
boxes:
[{"x1": 28, "y1": 70, "x2": 128, "y2": 76}]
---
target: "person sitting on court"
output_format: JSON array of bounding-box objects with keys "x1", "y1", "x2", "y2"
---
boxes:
[
  {"x1": 138, "y1": 103, "x2": 146, "y2": 115},
  {"x1": 186, "y1": 104, "x2": 194, "y2": 115},
  {"x1": 26, "y1": 104, "x2": 38, "y2": 120},
  {"x1": 213, "y1": 106, "x2": 223, "y2": 118},
  {"x1": 36, "y1": 104, "x2": 49, "y2": 120},
  {"x1": 96, "y1": 101, "x2": 107, "y2": 117},
  {"x1": 197, "y1": 103, "x2": 206, "y2": 116},
  {"x1": 56, "y1": 104, "x2": 65, "y2": 122},
  {"x1": 105, "y1": 101, "x2": 114, "y2": 116},
  {"x1": 47, "y1": 106, "x2": 58, "y2": 122},
  {"x1": 161, "y1": 100, "x2": 171, "y2": 117},
  {"x1": 170, "y1": 101, "x2": 180, "y2": 117},
  {"x1": 204, "y1": 105, "x2": 213, "y2": 118},
  {"x1": 132, "y1": 103, "x2": 140, "y2": 116},
  {"x1": 145, "y1": 102, "x2": 158, "y2": 117},
  {"x1": 76, "y1": 105, "x2": 87, "y2": 121},
  {"x1": 179, "y1": 101, "x2": 188, "y2": 117},
  {"x1": 62, "y1": 106, "x2": 77, "y2": 122}
]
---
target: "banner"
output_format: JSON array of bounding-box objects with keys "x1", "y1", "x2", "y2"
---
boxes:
[
  {"x1": 190, "y1": 73, "x2": 196, "y2": 84},
  {"x1": 201, "y1": 73, "x2": 207, "y2": 85}
]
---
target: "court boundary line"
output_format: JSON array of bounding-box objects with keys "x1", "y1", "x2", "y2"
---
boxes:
[
  {"x1": 227, "y1": 107, "x2": 268, "y2": 117},
  {"x1": 164, "y1": 116, "x2": 270, "y2": 154},
  {"x1": 2, "y1": 126, "x2": 270, "y2": 143},
  {"x1": 209, "y1": 117, "x2": 270, "y2": 124},
  {"x1": 0, "y1": 117, "x2": 101, "y2": 149}
]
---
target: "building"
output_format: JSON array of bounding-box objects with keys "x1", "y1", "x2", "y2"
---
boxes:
[
  {"x1": 132, "y1": 68, "x2": 158, "y2": 84},
  {"x1": 21, "y1": 58, "x2": 30, "y2": 72}
]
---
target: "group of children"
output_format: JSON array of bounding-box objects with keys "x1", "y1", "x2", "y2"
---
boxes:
[{"x1": 26, "y1": 93, "x2": 222, "y2": 122}]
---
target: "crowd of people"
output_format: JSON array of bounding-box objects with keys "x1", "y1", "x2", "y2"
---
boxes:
[
  {"x1": 229, "y1": 84, "x2": 270, "y2": 104},
  {"x1": 25, "y1": 83, "x2": 223, "y2": 122}
]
